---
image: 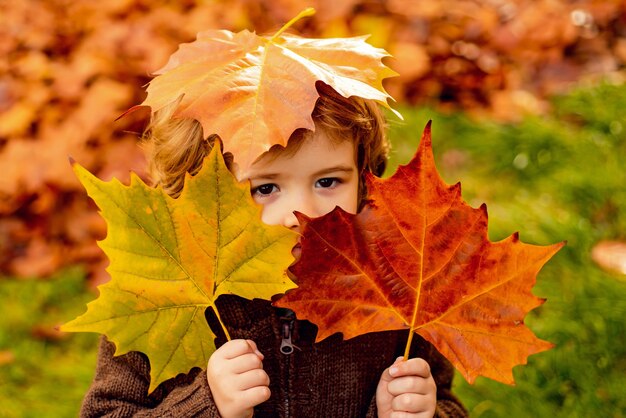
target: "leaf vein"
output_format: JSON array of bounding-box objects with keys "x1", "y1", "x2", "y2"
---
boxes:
[{"x1": 423, "y1": 212, "x2": 482, "y2": 285}]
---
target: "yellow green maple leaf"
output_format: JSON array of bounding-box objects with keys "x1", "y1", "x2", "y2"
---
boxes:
[{"x1": 62, "y1": 143, "x2": 298, "y2": 392}]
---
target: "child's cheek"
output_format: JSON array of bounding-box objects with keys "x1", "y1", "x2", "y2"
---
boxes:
[{"x1": 258, "y1": 200, "x2": 289, "y2": 227}]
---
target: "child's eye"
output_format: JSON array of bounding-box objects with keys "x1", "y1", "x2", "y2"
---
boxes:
[
  {"x1": 252, "y1": 183, "x2": 278, "y2": 196},
  {"x1": 315, "y1": 178, "x2": 340, "y2": 188}
]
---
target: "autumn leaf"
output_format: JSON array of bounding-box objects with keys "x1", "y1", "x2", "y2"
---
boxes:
[
  {"x1": 62, "y1": 143, "x2": 298, "y2": 392},
  {"x1": 136, "y1": 7, "x2": 398, "y2": 170},
  {"x1": 591, "y1": 240, "x2": 626, "y2": 277},
  {"x1": 275, "y1": 122, "x2": 564, "y2": 384}
]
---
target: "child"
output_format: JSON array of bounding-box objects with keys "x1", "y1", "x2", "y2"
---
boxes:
[
  {"x1": 80, "y1": 81, "x2": 468, "y2": 417},
  {"x1": 79, "y1": 45, "x2": 468, "y2": 418}
]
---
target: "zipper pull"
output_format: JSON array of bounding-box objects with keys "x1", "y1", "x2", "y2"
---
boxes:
[
  {"x1": 280, "y1": 321, "x2": 294, "y2": 355},
  {"x1": 279, "y1": 310, "x2": 296, "y2": 355}
]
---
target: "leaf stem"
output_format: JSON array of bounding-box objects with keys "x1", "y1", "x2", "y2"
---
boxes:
[
  {"x1": 213, "y1": 306, "x2": 232, "y2": 341},
  {"x1": 270, "y1": 7, "x2": 316, "y2": 41},
  {"x1": 403, "y1": 328, "x2": 414, "y2": 360}
]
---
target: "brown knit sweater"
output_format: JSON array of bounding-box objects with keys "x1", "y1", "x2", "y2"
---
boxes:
[{"x1": 81, "y1": 295, "x2": 468, "y2": 417}]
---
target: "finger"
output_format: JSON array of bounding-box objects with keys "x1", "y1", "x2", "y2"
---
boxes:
[
  {"x1": 237, "y1": 368, "x2": 271, "y2": 390},
  {"x1": 230, "y1": 352, "x2": 264, "y2": 374},
  {"x1": 391, "y1": 392, "x2": 424, "y2": 413},
  {"x1": 240, "y1": 385, "x2": 272, "y2": 409},
  {"x1": 380, "y1": 356, "x2": 405, "y2": 385},
  {"x1": 221, "y1": 339, "x2": 257, "y2": 360},
  {"x1": 387, "y1": 376, "x2": 435, "y2": 396},
  {"x1": 389, "y1": 357, "x2": 431, "y2": 378},
  {"x1": 246, "y1": 339, "x2": 264, "y2": 359}
]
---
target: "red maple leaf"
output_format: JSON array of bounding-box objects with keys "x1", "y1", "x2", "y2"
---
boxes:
[{"x1": 275, "y1": 122, "x2": 564, "y2": 384}]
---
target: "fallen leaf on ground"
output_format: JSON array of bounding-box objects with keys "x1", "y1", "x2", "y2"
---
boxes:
[
  {"x1": 0, "y1": 351, "x2": 15, "y2": 366},
  {"x1": 591, "y1": 240, "x2": 626, "y2": 277}
]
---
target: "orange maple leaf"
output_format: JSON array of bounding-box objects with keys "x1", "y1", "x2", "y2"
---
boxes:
[
  {"x1": 275, "y1": 122, "x2": 564, "y2": 384},
  {"x1": 134, "y1": 8, "x2": 398, "y2": 170}
]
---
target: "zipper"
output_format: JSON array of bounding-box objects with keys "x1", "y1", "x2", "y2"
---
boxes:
[
  {"x1": 280, "y1": 311, "x2": 295, "y2": 355},
  {"x1": 279, "y1": 309, "x2": 296, "y2": 417}
]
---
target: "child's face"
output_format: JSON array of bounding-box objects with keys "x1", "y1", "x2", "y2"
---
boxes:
[{"x1": 237, "y1": 129, "x2": 359, "y2": 231}]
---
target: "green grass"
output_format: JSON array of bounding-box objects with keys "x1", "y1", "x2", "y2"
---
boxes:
[
  {"x1": 0, "y1": 268, "x2": 98, "y2": 418},
  {"x1": 1, "y1": 81, "x2": 625, "y2": 417}
]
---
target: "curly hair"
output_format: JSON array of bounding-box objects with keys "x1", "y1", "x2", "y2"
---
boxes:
[{"x1": 143, "y1": 82, "x2": 390, "y2": 205}]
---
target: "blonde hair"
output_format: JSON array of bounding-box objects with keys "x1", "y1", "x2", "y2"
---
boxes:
[{"x1": 143, "y1": 82, "x2": 390, "y2": 204}]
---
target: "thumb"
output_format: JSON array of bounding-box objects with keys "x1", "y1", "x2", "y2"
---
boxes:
[
  {"x1": 380, "y1": 356, "x2": 404, "y2": 384},
  {"x1": 246, "y1": 339, "x2": 264, "y2": 360}
]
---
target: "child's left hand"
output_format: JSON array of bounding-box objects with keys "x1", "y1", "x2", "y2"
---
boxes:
[{"x1": 376, "y1": 357, "x2": 437, "y2": 418}]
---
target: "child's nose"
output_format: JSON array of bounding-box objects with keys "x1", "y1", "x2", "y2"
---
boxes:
[
  {"x1": 282, "y1": 211, "x2": 300, "y2": 230},
  {"x1": 281, "y1": 194, "x2": 320, "y2": 230}
]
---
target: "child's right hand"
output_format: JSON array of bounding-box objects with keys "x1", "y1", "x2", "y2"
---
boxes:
[{"x1": 206, "y1": 339, "x2": 270, "y2": 418}]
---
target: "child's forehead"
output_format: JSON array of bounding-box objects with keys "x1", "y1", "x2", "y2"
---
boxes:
[
  {"x1": 235, "y1": 130, "x2": 357, "y2": 179},
  {"x1": 259, "y1": 127, "x2": 355, "y2": 162}
]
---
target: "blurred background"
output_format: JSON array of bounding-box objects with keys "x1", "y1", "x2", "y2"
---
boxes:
[{"x1": 1, "y1": 0, "x2": 625, "y2": 416}]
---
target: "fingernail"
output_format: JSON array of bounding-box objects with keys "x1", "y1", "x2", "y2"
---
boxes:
[
  {"x1": 256, "y1": 350, "x2": 264, "y2": 359},
  {"x1": 389, "y1": 366, "x2": 398, "y2": 376}
]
